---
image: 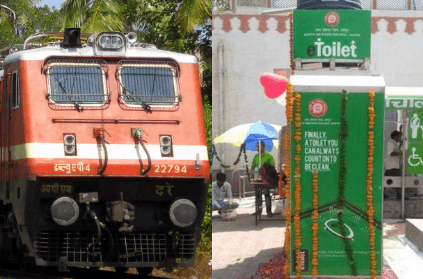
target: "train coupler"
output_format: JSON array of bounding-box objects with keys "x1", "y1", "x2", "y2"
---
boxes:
[
  {"x1": 58, "y1": 256, "x2": 69, "y2": 272},
  {"x1": 106, "y1": 193, "x2": 135, "y2": 234},
  {"x1": 164, "y1": 257, "x2": 176, "y2": 273}
]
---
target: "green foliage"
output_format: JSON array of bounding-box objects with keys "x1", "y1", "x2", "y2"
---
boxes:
[
  {"x1": 203, "y1": 94, "x2": 212, "y2": 162},
  {"x1": 176, "y1": 0, "x2": 212, "y2": 35},
  {"x1": 61, "y1": 0, "x2": 125, "y2": 33},
  {"x1": 198, "y1": 94, "x2": 212, "y2": 253},
  {"x1": 129, "y1": 0, "x2": 190, "y2": 51},
  {"x1": 128, "y1": 0, "x2": 209, "y2": 52},
  {"x1": 199, "y1": 182, "x2": 212, "y2": 252},
  {"x1": 0, "y1": 0, "x2": 62, "y2": 50},
  {"x1": 0, "y1": 14, "x2": 20, "y2": 48}
]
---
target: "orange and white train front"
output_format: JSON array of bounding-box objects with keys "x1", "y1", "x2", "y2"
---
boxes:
[{"x1": 0, "y1": 28, "x2": 209, "y2": 272}]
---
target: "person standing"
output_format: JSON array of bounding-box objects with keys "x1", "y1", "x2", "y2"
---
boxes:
[
  {"x1": 250, "y1": 140, "x2": 275, "y2": 217},
  {"x1": 385, "y1": 130, "x2": 402, "y2": 176},
  {"x1": 384, "y1": 131, "x2": 402, "y2": 199}
]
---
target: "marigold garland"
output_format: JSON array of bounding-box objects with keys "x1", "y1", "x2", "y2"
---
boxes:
[
  {"x1": 367, "y1": 90, "x2": 377, "y2": 279},
  {"x1": 212, "y1": 143, "x2": 249, "y2": 172},
  {"x1": 283, "y1": 82, "x2": 293, "y2": 278},
  {"x1": 294, "y1": 93, "x2": 302, "y2": 278},
  {"x1": 311, "y1": 171, "x2": 319, "y2": 277}
]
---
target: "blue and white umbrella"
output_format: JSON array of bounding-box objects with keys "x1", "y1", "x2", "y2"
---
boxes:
[{"x1": 213, "y1": 122, "x2": 281, "y2": 151}]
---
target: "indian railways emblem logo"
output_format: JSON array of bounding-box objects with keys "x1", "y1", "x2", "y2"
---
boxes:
[
  {"x1": 324, "y1": 11, "x2": 340, "y2": 27},
  {"x1": 308, "y1": 99, "x2": 328, "y2": 117}
]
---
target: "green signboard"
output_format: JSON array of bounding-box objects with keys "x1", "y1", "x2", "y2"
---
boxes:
[
  {"x1": 407, "y1": 143, "x2": 423, "y2": 174},
  {"x1": 293, "y1": 9, "x2": 371, "y2": 61},
  {"x1": 386, "y1": 98, "x2": 423, "y2": 111},
  {"x1": 290, "y1": 92, "x2": 383, "y2": 277},
  {"x1": 407, "y1": 111, "x2": 423, "y2": 174}
]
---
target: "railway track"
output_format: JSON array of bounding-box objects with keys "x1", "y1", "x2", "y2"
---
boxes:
[{"x1": 0, "y1": 264, "x2": 167, "y2": 279}]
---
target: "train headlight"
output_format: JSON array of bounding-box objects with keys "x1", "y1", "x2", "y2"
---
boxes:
[
  {"x1": 111, "y1": 36, "x2": 123, "y2": 48},
  {"x1": 51, "y1": 197, "x2": 79, "y2": 226},
  {"x1": 160, "y1": 135, "x2": 173, "y2": 157},
  {"x1": 169, "y1": 199, "x2": 197, "y2": 228},
  {"x1": 98, "y1": 34, "x2": 123, "y2": 50},
  {"x1": 63, "y1": 134, "x2": 77, "y2": 156},
  {"x1": 99, "y1": 36, "x2": 111, "y2": 48}
]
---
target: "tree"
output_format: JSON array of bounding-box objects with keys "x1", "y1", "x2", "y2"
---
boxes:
[
  {"x1": 127, "y1": 0, "x2": 211, "y2": 99},
  {"x1": 0, "y1": 0, "x2": 61, "y2": 51},
  {"x1": 61, "y1": 0, "x2": 125, "y2": 33},
  {"x1": 128, "y1": 0, "x2": 211, "y2": 51},
  {"x1": 176, "y1": 0, "x2": 211, "y2": 35}
]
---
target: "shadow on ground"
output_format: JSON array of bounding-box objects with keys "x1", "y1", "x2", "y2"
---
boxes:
[
  {"x1": 0, "y1": 266, "x2": 168, "y2": 279},
  {"x1": 212, "y1": 212, "x2": 286, "y2": 234},
  {"x1": 212, "y1": 247, "x2": 282, "y2": 279}
]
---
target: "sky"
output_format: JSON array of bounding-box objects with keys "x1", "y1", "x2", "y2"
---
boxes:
[{"x1": 36, "y1": 0, "x2": 66, "y2": 9}]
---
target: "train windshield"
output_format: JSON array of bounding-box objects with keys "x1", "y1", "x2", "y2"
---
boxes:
[
  {"x1": 118, "y1": 62, "x2": 179, "y2": 107},
  {"x1": 48, "y1": 64, "x2": 107, "y2": 105}
]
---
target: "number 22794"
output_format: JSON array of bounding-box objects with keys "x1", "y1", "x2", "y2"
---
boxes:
[{"x1": 154, "y1": 165, "x2": 187, "y2": 174}]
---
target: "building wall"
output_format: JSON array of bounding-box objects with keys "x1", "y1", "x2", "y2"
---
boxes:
[
  {"x1": 213, "y1": 13, "x2": 289, "y2": 175},
  {"x1": 212, "y1": 10, "x2": 423, "y2": 183}
]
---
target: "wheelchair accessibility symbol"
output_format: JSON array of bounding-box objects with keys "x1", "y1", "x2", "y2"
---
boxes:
[{"x1": 408, "y1": 147, "x2": 423, "y2": 167}]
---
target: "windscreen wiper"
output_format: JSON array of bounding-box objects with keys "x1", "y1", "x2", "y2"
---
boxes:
[
  {"x1": 122, "y1": 87, "x2": 152, "y2": 113},
  {"x1": 54, "y1": 76, "x2": 83, "y2": 112}
]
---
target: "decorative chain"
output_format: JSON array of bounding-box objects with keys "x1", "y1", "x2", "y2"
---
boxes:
[{"x1": 367, "y1": 90, "x2": 377, "y2": 279}]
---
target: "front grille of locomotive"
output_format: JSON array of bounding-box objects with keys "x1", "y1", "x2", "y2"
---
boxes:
[{"x1": 34, "y1": 231, "x2": 196, "y2": 264}]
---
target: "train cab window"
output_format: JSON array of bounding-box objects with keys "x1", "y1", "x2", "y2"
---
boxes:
[
  {"x1": 47, "y1": 63, "x2": 107, "y2": 106},
  {"x1": 118, "y1": 61, "x2": 179, "y2": 107},
  {"x1": 11, "y1": 72, "x2": 20, "y2": 109}
]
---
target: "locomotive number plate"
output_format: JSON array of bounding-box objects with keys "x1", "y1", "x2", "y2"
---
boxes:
[{"x1": 153, "y1": 165, "x2": 187, "y2": 174}]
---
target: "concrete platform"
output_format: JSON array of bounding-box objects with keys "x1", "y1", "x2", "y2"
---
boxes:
[
  {"x1": 212, "y1": 197, "x2": 423, "y2": 279},
  {"x1": 384, "y1": 220, "x2": 423, "y2": 279},
  {"x1": 212, "y1": 196, "x2": 286, "y2": 279},
  {"x1": 406, "y1": 219, "x2": 423, "y2": 254}
]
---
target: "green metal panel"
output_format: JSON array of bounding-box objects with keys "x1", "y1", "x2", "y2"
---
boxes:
[
  {"x1": 293, "y1": 10, "x2": 371, "y2": 61},
  {"x1": 290, "y1": 92, "x2": 384, "y2": 277}
]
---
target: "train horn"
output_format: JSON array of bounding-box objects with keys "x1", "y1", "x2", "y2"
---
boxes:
[{"x1": 126, "y1": 32, "x2": 137, "y2": 43}]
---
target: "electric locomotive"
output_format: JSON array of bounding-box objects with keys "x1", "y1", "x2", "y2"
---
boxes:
[{"x1": 0, "y1": 28, "x2": 210, "y2": 275}]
